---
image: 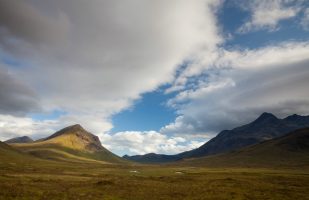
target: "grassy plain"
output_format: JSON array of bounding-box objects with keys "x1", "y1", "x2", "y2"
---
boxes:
[{"x1": 0, "y1": 159, "x2": 308, "y2": 200}]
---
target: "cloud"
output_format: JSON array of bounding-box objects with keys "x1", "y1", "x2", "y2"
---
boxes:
[
  {"x1": 0, "y1": 65, "x2": 40, "y2": 116},
  {"x1": 0, "y1": 0, "x2": 222, "y2": 133},
  {"x1": 0, "y1": 0, "x2": 69, "y2": 55},
  {"x1": 163, "y1": 41, "x2": 309, "y2": 135},
  {"x1": 300, "y1": 8, "x2": 309, "y2": 31},
  {"x1": 237, "y1": 0, "x2": 301, "y2": 33},
  {"x1": 98, "y1": 130, "x2": 204, "y2": 156},
  {"x1": 0, "y1": 114, "x2": 57, "y2": 141}
]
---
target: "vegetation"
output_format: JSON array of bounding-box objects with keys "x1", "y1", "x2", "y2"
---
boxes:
[
  {"x1": 0, "y1": 161, "x2": 308, "y2": 200},
  {"x1": 1, "y1": 141, "x2": 309, "y2": 199}
]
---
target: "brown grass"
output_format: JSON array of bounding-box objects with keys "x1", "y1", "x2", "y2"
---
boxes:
[{"x1": 0, "y1": 162, "x2": 308, "y2": 200}]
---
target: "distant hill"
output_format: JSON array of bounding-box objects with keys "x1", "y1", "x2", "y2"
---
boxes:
[
  {"x1": 179, "y1": 127, "x2": 309, "y2": 168},
  {"x1": 124, "y1": 113, "x2": 309, "y2": 163},
  {"x1": 123, "y1": 153, "x2": 179, "y2": 164},
  {"x1": 5, "y1": 136, "x2": 33, "y2": 144},
  {"x1": 12, "y1": 124, "x2": 126, "y2": 164}
]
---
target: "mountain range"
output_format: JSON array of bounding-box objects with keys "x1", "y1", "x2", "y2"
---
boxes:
[
  {"x1": 178, "y1": 127, "x2": 309, "y2": 168},
  {"x1": 2, "y1": 112, "x2": 309, "y2": 167},
  {"x1": 124, "y1": 113, "x2": 309, "y2": 163}
]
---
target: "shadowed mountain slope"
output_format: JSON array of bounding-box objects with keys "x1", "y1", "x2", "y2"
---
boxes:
[
  {"x1": 123, "y1": 153, "x2": 179, "y2": 163},
  {"x1": 179, "y1": 127, "x2": 309, "y2": 168},
  {"x1": 179, "y1": 113, "x2": 309, "y2": 159},
  {"x1": 5, "y1": 136, "x2": 33, "y2": 144}
]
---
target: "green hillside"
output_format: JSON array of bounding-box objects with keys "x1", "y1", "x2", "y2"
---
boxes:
[{"x1": 0, "y1": 141, "x2": 46, "y2": 170}]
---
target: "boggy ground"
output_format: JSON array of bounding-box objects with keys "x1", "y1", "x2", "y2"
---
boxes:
[{"x1": 0, "y1": 162, "x2": 308, "y2": 200}]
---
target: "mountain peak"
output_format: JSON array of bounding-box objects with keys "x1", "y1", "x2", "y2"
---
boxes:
[
  {"x1": 43, "y1": 124, "x2": 104, "y2": 152},
  {"x1": 45, "y1": 124, "x2": 86, "y2": 139},
  {"x1": 284, "y1": 114, "x2": 302, "y2": 121},
  {"x1": 259, "y1": 112, "x2": 277, "y2": 119},
  {"x1": 65, "y1": 124, "x2": 84, "y2": 131},
  {"x1": 253, "y1": 112, "x2": 278, "y2": 124}
]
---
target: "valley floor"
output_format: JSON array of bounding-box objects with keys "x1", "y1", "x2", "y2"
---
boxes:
[{"x1": 0, "y1": 162, "x2": 308, "y2": 200}]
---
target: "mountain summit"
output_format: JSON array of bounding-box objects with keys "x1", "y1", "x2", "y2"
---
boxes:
[
  {"x1": 42, "y1": 124, "x2": 104, "y2": 152},
  {"x1": 252, "y1": 112, "x2": 278, "y2": 124}
]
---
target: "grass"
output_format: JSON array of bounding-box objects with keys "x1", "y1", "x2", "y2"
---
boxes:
[{"x1": 0, "y1": 159, "x2": 308, "y2": 200}]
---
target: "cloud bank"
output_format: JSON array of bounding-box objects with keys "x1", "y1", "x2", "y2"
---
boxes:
[
  {"x1": 99, "y1": 131, "x2": 204, "y2": 155},
  {"x1": 0, "y1": 65, "x2": 39, "y2": 116},
  {"x1": 163, "y1": 41, "x2": 309, "y2": 136}
]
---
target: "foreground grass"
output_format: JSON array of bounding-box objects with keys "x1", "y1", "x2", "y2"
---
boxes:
[{"x1": 0, "y1": 162, "x2": 308, "y2": 200}]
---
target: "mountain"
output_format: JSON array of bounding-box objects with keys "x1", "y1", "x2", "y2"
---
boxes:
[
  {"x1": 179, "y1": 127, "x2": 309, "y2": 168},
  {"x1": 12, "y1": 124, "x2": 126, "y2": 164},
  {"x1": 124, "y1": 113, "x2": 309, "y2": 163},
  {"x1": 123, "y1": 153, "x2": 179, "y2": 164},
  {"x1": 179, "y1": 112, "x2": 309, "y2": 159},
  {"x1": 5, "y1": 136, "x2": 33, "y2": 144},
  {"x1": 41, "y1": 124, "x2": 104, "y2": 152}
]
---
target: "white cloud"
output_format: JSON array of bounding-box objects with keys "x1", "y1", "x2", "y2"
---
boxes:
[
  {"x1": 237, "y1": 0, "x2": 301, "y2": 33},
  {"x1": 217, "y1": 42, "x2": 309, "y2": 69},
  {"x1": 0, "y1": 115, "x2": 57, "y2": 141},
  {"x1": 301, "y1": 8, "x2": 309, "y2": 31},
  {"x1": 99, "y1": 131, "x2": 204, "y2": 156},
  {"x1": 0, "y1": 113, "x2": 113, "y2": 142},
  {"x1": 163, "y1": 41, "x2": 309, "y2": 135}
]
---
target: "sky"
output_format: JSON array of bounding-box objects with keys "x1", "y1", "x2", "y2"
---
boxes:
[{"x1": 0, "y1": 0, "x2": 309, "y2": 156}]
